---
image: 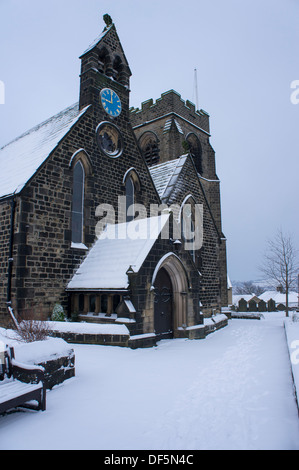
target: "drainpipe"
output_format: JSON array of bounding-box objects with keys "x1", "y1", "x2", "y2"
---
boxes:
[
  {"x1": 6, "y1": 197, "x2": 16, "y2": 307},
  {"x1": 6, "y1": 196, "x2": 20, "y2": 330}
]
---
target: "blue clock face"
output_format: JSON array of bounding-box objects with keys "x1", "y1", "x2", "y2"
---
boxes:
[{"x1": 100, "y1": 88, "x2": 122, "y2": 117}]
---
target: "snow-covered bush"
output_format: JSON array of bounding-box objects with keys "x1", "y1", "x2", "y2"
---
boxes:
[
  {"x1": 51, "y1": 303, "x2": 65, "y2": 322},
  {"x1": 15, "y1": 320, "x2": 51, "y2": 343}
]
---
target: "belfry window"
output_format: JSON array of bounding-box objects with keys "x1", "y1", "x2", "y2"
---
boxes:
[
  {"x1": 138, "y1": 132, "x2": 159, "y2": 166},
  {"x1": 186, "y1": 133, "x2": 203, "y2": 174},
  {"x1": 72, "y1": 161, "x2": 85, "y2": 243},
  {"x1": 112, "y1": 56, "x2": 123, "y2": 82},
  {"x1": 98, "y1": 47, "x2": 112, "y2": 77}
]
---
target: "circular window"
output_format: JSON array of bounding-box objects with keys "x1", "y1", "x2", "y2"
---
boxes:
[{"x1": 96, "y1": 122, "x2": 123, "y2": 158}]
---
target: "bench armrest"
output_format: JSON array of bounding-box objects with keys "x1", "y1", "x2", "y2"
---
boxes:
[{"x1": 11, "y1": 358, "x2": 45, "y2": 383}]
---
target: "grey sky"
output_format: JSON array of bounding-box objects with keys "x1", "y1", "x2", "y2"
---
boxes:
[{"x1": 0, "y1": 0, "x2": 298, "y2": 282}]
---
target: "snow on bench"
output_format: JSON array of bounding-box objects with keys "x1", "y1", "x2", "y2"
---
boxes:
[{"x1": 0, "y1": 346, "x2": 46, "y2": 414}]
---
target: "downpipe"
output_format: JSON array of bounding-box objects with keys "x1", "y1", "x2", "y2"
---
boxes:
[{"x1": 6, "y1": 197, "x2": 19, "y2": 329}]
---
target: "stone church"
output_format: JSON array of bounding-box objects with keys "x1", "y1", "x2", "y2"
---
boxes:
[{"x1": 0, "y1": 15, "x2": 228, "y2": 345}]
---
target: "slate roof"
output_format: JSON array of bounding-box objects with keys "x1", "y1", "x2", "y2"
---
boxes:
[
  {"x1": 149, "y1": 155, "x2": 188, "y2": 201},
  {"x1": 0, "y1": 103, "x2": 90, "y2": 199}
]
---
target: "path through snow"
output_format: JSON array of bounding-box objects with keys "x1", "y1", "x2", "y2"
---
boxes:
[{"x1": 1, "y1": 316, "x2": 299, "y2": 450}]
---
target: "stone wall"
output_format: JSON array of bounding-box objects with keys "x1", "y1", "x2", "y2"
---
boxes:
[{"x1": 50, "y1": 330, "x2": 129, "y2": 348}]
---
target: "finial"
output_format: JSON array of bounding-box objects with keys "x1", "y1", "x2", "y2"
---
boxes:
[{"x1": 103, "y1": 14, "x2": 113, "y2": 30}]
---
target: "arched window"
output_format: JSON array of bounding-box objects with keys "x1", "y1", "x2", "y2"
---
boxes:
[
  {"x1": 123, "y1": 169, "x2": 141, "y2": 223},
  {"x1": 126, "y1": 175, "x2": 135, "y2": 222},
  {"x1": 72, "y1": 161, "x2": 85, "y2": 243},
  {"x1": 181, "y1": 197, "x2": 196, "y2": 263},
  {"x1": 186, "y1": 133, "x2": 203, "y2": 174},
  {"x1": 138, "y1": 132, "x2": 159, "y2": 166}
]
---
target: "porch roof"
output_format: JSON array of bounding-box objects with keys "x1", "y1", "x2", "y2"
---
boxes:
[{"x1": 66, "y1": 214, "x2": 170, "y2": 291}]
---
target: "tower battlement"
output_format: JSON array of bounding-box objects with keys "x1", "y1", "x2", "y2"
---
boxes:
[{"x1": 130, "y1": 90, "x2": 210, "y2": 134}]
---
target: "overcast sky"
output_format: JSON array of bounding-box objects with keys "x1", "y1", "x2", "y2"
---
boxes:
[{"x1": 0, "y1": 0, "x2": 298, "y2": 282}]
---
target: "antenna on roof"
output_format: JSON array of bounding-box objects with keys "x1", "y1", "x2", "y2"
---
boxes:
[{"x1": 193, "y1": 68, "x2": 199, "y2": 110}]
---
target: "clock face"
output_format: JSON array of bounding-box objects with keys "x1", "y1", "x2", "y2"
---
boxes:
[
  {"x1": 100, "y1": 88, "x2": 122, "y2": 117},
  {"x1": 96, "y1": 122, "x2": 123, "y2": 158}
]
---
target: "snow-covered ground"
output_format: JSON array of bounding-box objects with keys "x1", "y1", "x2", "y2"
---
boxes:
[{"x1": 1, "y1": 312, "x2": 299, "y2": 450}]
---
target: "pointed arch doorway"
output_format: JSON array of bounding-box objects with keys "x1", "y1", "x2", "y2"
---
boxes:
[
  {"x1": 154, "y1": 267, "x2": 173, "y2": 339},
  {"x1": 152, "y1": 253, "x2": 189, "y2": 340}
]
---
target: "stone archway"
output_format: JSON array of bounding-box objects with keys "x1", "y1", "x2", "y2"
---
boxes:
[{"x1": 152, "y1": 253, "x2": 190, "y2": 335}]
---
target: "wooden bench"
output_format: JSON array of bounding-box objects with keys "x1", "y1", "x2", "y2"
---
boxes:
[{"x1": 0, "y1": 345, "x2": 46, "y2": 414}]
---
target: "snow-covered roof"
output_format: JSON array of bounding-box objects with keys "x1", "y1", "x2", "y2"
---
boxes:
[
  {"x1": 232, "y1": 294, "x2": 256, "y2": 305},
  {"x1": 149, "y1": 155, "x2": 187, "y2": 200},
  {"x1": 259, "y1": 290, "x2": 298, "y2": 305},
  {"x1": 233, "y1": 291, "x2": 298, "y2": 307},
  {"x1": 0, "y1": 103, "x2": 89, "y2": 199},
  {"x1": 67, "y1": 214, "x2": 170, "y2": 291}
]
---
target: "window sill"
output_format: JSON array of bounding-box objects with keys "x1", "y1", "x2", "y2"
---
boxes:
[{"x1": 71, "y1": 242, "x2": 88, "y2": 250}]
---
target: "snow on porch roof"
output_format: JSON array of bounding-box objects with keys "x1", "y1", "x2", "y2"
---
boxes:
[
  {"x1": 66, "y1": 213, "x2": 170, "y2": 291},
  {"x1": 0, "y1": 103, "x2": 90, "y2": 199}
]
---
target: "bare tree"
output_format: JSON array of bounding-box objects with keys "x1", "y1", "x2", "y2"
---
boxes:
[
  {"x1": 259, "y1": 230, "x2": 298, "y2": 317},
  {"x1": 235, "y1": 281, "x2": 265, "y2": 296}
]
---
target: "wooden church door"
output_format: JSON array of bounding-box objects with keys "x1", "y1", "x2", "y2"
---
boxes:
[{"x1": 154, "y1": 268, "x2": 173, "y2": 338}]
